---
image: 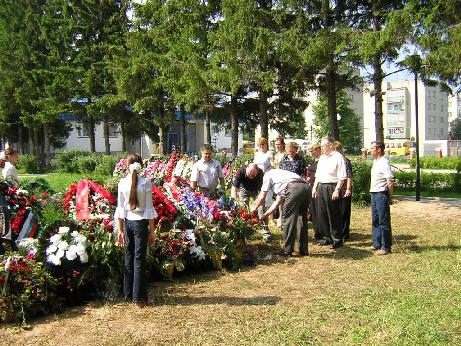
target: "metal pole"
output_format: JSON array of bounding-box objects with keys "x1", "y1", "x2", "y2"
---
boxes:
[{"x1": 414, "y1": 71, "x2": 421, "y2": 201}]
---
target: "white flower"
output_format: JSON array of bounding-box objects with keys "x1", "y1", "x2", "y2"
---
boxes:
[
  {"x1": 66, "y1": 245, "x2": 78, "y2": 261},
  {"x1": 58, "y1": 226, "x2": 70, "y2": 234},
  {"x1": 47, "y1": 254, "x2": 62, "y2": 266},
  {"x1": 73, "y1": 234, "x2": 87, "y2": 244},
  {"x1": 79, "y1": 252, "x2": 89, "y2": 263},
  {"x1": 75, "y1": 243, "x2": 86, "y2": 256},
  {"x1": 56, "y1": 249, "x2": 65, "y2": 259},
  {"x1": 16, "y1": 188, "x2": 29, "y2": 196},
  {"x1": 46, "y1": 244, "x2": 58, "y2": 255},
  {"x1": 49, "y1": 233, "x2": 62, "y2": 244},
  {"x1": 57, "y1": 240, "x2": 69, "y2": 250}
]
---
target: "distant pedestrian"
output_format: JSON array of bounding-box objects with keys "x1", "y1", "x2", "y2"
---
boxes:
[
  {"x1": 334, "y1": 141, "x2": 353, "y2": 241},
  {"x1": 370, "y1": 141, "x2": 394, "y2": 256},
  {"x1": 3, "y1": 147, "x2": 19, "y2": 186},
  {"x1": 306, "y1": 142, "x2": 322, "y2": 239}
]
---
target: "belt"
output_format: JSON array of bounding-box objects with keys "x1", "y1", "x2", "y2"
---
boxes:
[
  {"x1": 319, "y1": 182, "x2": 336, "y2": 185},
  {"x1": 285, "y1": 179, "x2": 308, "y2": 193}
]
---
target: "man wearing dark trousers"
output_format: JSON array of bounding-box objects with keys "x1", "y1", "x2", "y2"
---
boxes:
[
  {"x1": 250, "y1": 169, "x2": 311, "y2": 256},
  {"x1": 312, "y1": 136, "x2": 347, "y2": 249}
]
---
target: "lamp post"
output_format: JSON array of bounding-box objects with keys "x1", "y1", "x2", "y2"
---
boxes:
[{"x1": 413, "y1": 71, "x2": 421, "y2": 201}]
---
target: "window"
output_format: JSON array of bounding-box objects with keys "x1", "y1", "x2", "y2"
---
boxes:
[
  {"x1": 77, "y1": 122, "x2": 90, "y2": 138},
  {"x1": 109, "y1": 124, "x2": 118, "y2": 138},
  {"x1": 441, "y1": 105, "x2": 444, "y2": 112},
  {"x1": 440, "y1": 128, "x2": 444, "y2": 135},
  {"x1": 440, "y1": 117, "x2": 443, "y2": 123}
]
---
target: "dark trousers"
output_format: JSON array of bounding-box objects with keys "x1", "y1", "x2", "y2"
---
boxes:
[
  {"x1": 282, "y1": 183, "x2": 311, "y2": 255},
  {"x1": 340, "y1": 195, "x2": 352, "y2": 239},
  {"x1": 316, "y1": 183, "x2": 343, "y2": 243},
  {"x1": 124, "y1": 219, "x2": 149, "y2": 303},
  {"x1": 371, "y1": 191, "x2": 392, "y2": 252},
  {"x1": 309, "y1": 188, "x2": 320, "y2": 238},
  {"x1": 0, "y1": 191, "x2": 10, "y2": 255}
]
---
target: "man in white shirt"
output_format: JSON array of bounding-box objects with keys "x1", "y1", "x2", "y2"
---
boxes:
[
  {"x1": 312, "y1": 136, "x2": 347, "y2": 249},
  {"x1": 250, "y1": 169, "x2": 311, "y2": 256},
  {"x1": 370, "y1": 141, "x2": 394, "y2": 255},
  {"x1": 190, "y1": 144, "x2": 226, "y2": 199}
]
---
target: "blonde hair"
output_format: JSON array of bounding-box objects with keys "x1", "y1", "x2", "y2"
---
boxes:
[
  {"x1": 257, "y1": 137, "x2": 268, "y2": 146},
  {"x1": 286, "y1": 141, "x2": 299, "y2": 151}
]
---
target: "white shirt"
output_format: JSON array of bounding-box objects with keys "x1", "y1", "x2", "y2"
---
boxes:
[
  {"x1": 370, "y1": 156, "x2": 394, "y2": 192},
  {"x1": 315, "y1": 150, "x2": 347, "y2": 184},
  {"x1": 2, "y1": 162, "x2": 18, "y2": 186},
  {"x1": 190, "y1": 158, "x2": 224, "y2": 190},
  {"x1": 253, "y1": 150, "x2": 273, "y2": 172},
  {"x1": 114, "y1": 174, "x2": 158, "y2": 221},
  {"x1": 261, "y1": 169, "x2": 303, "y2": 197}
]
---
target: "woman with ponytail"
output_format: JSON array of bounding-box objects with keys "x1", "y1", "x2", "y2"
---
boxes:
[{"x1": 114, "y1": 153, "x2": 158, "y2": 308}]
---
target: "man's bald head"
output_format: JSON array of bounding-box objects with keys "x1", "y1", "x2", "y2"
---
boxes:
[{"x1": 245, "y1": 163, "x2": 259, "y2": 179}]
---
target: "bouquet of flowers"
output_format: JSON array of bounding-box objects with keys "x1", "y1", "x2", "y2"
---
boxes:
[
  {"x1": 0, "y1": 255, "x2": 60, "y2": 324},
  {"x1": 46, "y1": 226, "x2": 89, "y2": 267},
  {"x1": 112, "y1": 158, "x2": 127, "y2": 178}
]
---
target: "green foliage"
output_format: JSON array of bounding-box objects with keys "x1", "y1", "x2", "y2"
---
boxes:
[
  {"x1": 55, "y1": 150, "x2": 87, "y2": 173},
  {"x1": 394, "y1": 171, "x2": 461, "y2": 193},
  {"x1": 16, "y1": 154, "x2": 43, "y2": 174},
  {"x1": 409, "y1": 156, "x2": 461, "y2": 172},
  {"x1": 19, "y1": 178, "x2": 55, "y2": 197},
  {"x1": 449, "y1": 118, "x2": 461, "y2": 139},
  {"x1": 74, "y1": 154, "x2": 100, "y2": 174},
  {"x1": 351, "y1": 159, "x2": 372, "y2": 205},
  {"x1": 40, "y1": 199, "x2": 66, "y2": 228}
]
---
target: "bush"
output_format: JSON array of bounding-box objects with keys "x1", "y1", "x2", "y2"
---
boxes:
[
  {"x1": 74, "y1": 153, "x2": 100, "y2": 174},
  {"x1": 409, "y1": 156, "x2": 461, "y2": 172},
  {"x1": 394, "y1": 171, "x2": 461, "y2": 193},
  {"x1": 17, "y1": 154, "x2": 42, "y2": 174},
  {"x1": 351, "y1": 159, "x2": 372, "y2": 205},
  {"x1": 55, "y1": 150, "x2": 87, "y2": 173},
  {"x1": 93, "y1": 155, "x2": 119, "y2": 176}
]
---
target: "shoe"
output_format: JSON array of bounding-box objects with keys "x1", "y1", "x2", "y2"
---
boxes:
[
  {"x1": 370, "y1": 246, "x2": 380, "y2": 251},
  {"x1": 376, "y1": 249, "x2": 390, "y2": 256},
  {"x1": 330, "y1": 242, "x2": 343, "y2": 249},
  {"x1": 298, "y1": 252, "x2": 308, "y2": 257},
  {"x1": 134, "y1": 300, "x2": 153, "y2": 308},
  {"x1": 318, "y1": 240, "x2": 332, "y2": 246},
  {"x1": 278, "y1": 251, "x2": 292, "y2": 257}
]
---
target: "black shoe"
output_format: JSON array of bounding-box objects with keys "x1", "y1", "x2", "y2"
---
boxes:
[
  {"x1": 330, "y1": 242, "x2": 343, "y2": 249},
  {"x1": 318, "y1": 240, "x2": 332, "y2": 246}
]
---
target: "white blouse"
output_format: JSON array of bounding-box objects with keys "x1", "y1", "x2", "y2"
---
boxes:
[
  {"x1": 2, "y1": 162, "x2": 18, "y2": 186},
  {"x1": 114, "y1": 174, "x2": 158, "y2": 221}
]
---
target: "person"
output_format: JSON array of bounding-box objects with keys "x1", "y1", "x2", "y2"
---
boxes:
[
  {"x1": 231, "y1": 163, "x2": 272, "y2": 242},
  {"x1": 253, "y1": 137, "x2": 275, "y2": 225},
  {"x1": 370, "y1": 141, "x2": 394, "y2": 256},
  {"x1": 334, "y1": 141, "x2": 353, "y2": 241},
  {"x1": 250, "y1": 169, "x2": 311, "y2": 257},
  {"x1": 312, "y1": 136, "x2": 347, "y2": 249},
  {"x1": 3, "y1": 147, "x2": 19, "y2": 186},
  {"x1": 272, "y1": 136, "x2": 286, "y2": 226},
  {"x1": 253, "y1": 137, "x2": 273, "y2": 173},
  {"x1": 114, "y1": 153, "x2": 158, "y2": 308},
  {"x1": 306, "y1": 142, "x2": 322, "y2": 239},
  {"x1": 0, "y1": 151, "x2": 7, "y2": 255},
  {"x1": 190, "y1": 144, "x2": 226, "y2": 200},
  {"x1": 272, "y1": 136, "x2": 286, "y2": 169},
  {"x1": 279, "y1": 141, "x2": 307, "y2": 177}
]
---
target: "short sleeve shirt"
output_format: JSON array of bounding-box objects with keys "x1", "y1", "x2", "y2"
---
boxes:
[
  {"x1": 190, "y1": 158, "x2": 224, "y2": 190},
  {"x1": 370, "y1": 156, "x2": 394, "y2": 192},
  {"x1": 232, "y1": 166, "x2": 264, "y2": 192}
]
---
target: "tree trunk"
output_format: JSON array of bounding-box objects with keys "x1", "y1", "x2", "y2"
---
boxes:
[
  {"x1": 120, "y1": 121, "x2": 127, "y2": 153},
  {"x1": 103, "y1": 114, "x2": 111, "y2": 155},
  {"x1": 43, "y1": 122, "x2": 51, "y2": 170},
  {"x1": 231, "y1": 94, "x2": 239, "y2": 156},
  {"x1": 259, "y1": 89, "x2": 269, "y2": 140},
  {"x1": 33, "y1": 127, "x2": 39, "y2": 157},
  {"x1": 18, "y1": 126, "x2": 24, "y2": 154},
  {"x1": 372, "y1": 59, "x2": 385, "y2": 143},
  {"x1": 179, "y1": 104, "x2": 187, "y2": 152},
  {"x1": 205, "y1": 110, "x2": 211, "y2": 145},
  {"x1": 28, "y1": 127, "x2": 35, "y2": 156},
  {"x1": 89, "y1": 114, "x2": 96, "y2": 153},
  {"x1": 326, "y1": 65, "x2": 339, "y2": 140}
]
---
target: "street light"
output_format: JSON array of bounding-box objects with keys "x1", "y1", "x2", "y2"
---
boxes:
[{"x1": 413, "y1": 71, "x2": 421, "y2": 201}]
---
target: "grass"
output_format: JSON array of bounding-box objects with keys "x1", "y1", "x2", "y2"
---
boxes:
[
  {"x1": 2, "y1": 198, "x2": 460, "y2": 345},
  {"x1": 19, "y1": 173, "x2": 111, "y2": 194}
]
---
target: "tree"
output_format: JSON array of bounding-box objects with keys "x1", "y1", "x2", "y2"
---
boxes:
[
  {"x1": 449, "y1": 118, "x2": 461, "y2": 140},
  {"x1": 312, "y1": 90, "x2": 362, "y2": 152}
]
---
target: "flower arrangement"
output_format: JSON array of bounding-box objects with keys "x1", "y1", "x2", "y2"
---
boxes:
[
  {"x1": 0, "y1": 256, "x2": 60, "y2": 324},
  {"x1": 46, "y1": 227, "x2": 89, "y2": 266},
  {"x1": 112, "y1": 158, "x2": 127, "y2": 178},
  {"x1": 151, "y1": 184, "x2": 178, "y2": 229}
]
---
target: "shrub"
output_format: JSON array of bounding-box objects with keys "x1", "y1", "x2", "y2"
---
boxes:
[
  {"x1": 55, "y1": 150, "x2": 87, "y2": 173},
  {"x1": 409, "y1": 156, "x2": 461, "y2": 171},
  {"x1": 93, "y1": 155, "x2": 119, "y2": 176},
  {"x1": 394, "y1": 171, "x2": 461, "y2": 193},
  {"x1": 74, "y1": 153, "x2": 100, "y2": 174},
  {"x1": 17, "y1": 154, "x2": 42, "y2": 174},
  {"x1": 351, "y1": 159, "x2": 372, "y2": 205}
]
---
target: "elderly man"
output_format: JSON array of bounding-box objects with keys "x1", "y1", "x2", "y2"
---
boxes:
[
  {"x1": 190, "y1": 144, "x2": 226, "y2": 200},
  {"x1": 312, "y1": 136, "x2": 347, "y2": 249},
  {"x1": 231, "y1": 163, "x2": 272, "y2": 242},
  {"x1": 250, "y1": 169, "x2": 311, "y2": 256}
]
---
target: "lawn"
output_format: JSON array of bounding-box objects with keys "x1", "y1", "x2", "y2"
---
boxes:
[{"x1": 1, "y1": 197, "x2": 460, "y2": 346}]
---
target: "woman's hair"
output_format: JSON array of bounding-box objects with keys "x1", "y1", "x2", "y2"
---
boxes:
[
  {"x1": 5, "y1": 147, "x2": 17, "y2": 158},
  {"x1": 127, "y1": 153, "x2": 143, "y2": 211},
  {"x1": 286, "y1": 141, "x2": 299, "y2": 151},
  {"x1": 334, "y1": 140, "x2": 343, "y2": 153},
  {"x1": 274, "y1": 136, "x2": 285, "y2": 146},
  {"x1": 257, "y1": 137, "x2": 268, "y2": 146}
]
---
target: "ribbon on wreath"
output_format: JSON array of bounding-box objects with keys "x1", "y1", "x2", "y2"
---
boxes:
[{"x1": 75, "y1": 179, "x2": 116, "y2": 221}]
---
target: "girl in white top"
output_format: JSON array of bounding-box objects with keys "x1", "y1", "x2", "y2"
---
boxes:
[
  {"x1": 114, "y1": 153, "x2": 158, "y2": 308},
  {"x1": 253, "y1": 138, "x2": 275, "y2": 226},
  {"x1": 3, "y1": 147, "x2": 19, "y2": 186}
]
